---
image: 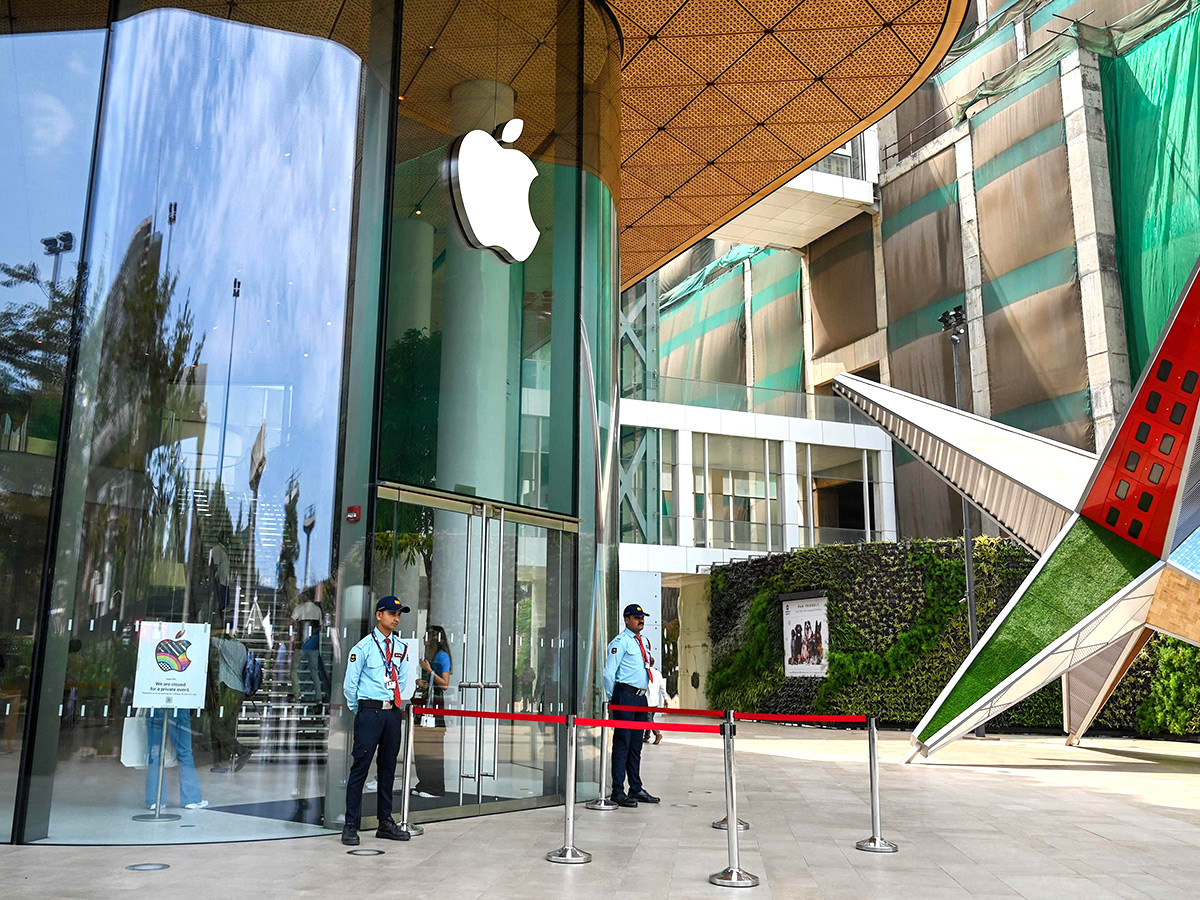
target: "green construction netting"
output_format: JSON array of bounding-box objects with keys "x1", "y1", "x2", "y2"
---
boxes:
[
  {"x1": 1102, "y1": 4, "x2": 1200, "y2": 380},
  {"x1": 656, "y1": 246, "x2": 803, "y2": 392}
]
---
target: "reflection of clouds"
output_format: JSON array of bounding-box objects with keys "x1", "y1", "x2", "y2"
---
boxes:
[
  {"x1": 26, "y1": 91, "x2": 74, "y2": 154},
  {"x1": 83, "y1": 9, "x2": 364, "y2": 586},
  {"x1": 67, "y1": 52, "x2": 93, "y2": 77}
]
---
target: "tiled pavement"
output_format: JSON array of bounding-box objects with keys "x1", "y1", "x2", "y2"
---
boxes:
[{"x1": 4, "y1": 723, "x2": 1200, "y2": 899}]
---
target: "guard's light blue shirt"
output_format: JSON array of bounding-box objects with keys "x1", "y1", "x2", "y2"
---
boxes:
[
  {"x1": 343, "y1": 628, "x2": 411, "y2": 713},
  {"x1": 603, "y1": 628, "x2": 652, "y2": 698}
]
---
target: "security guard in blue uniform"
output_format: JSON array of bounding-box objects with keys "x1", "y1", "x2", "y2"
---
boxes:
[
  {"x1": 603, "y1": 603, "x2": 661, "y2": 807},
  {"x1": 341, "y1": 595, "x2": 412, "y2": 845}
]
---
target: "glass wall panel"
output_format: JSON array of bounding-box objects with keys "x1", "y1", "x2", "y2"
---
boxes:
[
  {"x1": 0, "y1": 24, "x2": 106, "y2": 842},
  {"x1": 25, "y1": 3, "x2": 394, "y2": 843},
  {"x1": 810, "y1": 445, "x2": 873, "y2": 544},
  {"x1": 378, "y1": 0, "x2": 620, "y2": 518},
  {"x1": 701, "y1": 434, "x2": 780, "y2": 551}
]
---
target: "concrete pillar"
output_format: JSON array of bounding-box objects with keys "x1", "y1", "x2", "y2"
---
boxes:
[
  {"x1": 676, "y1": 428, "x2": 695, "y2": 548},
  {"x1": 386, "y1": 218, "x2": 434, "y2": 341},
  {"x1": 431, "y1": 81, "x2": 522, "y2": 713},
  {"x1": 781, "y1": 439, "x2": 800, "y2": 549},
  {"x1": 1061, "y1": 49, "x2": 1132, "y2": 448},
  {"x1": 437, "y1": 80, "x2": 518, "y2": 500},
  {"x1": 676, "y1": 574, "x2": 711, "y2": 710},
  {"x1": 955, "y1": 130, "x2": 991, "y2": 417}
]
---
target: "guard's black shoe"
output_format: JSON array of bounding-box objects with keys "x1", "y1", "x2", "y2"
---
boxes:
[
  {"x1": 610, "y1": 793, "x2": 638, "y2": 808},
  {"x1": 341, "y1": 824, "x2": 360, "y2": 846},
  {"x1": 375, "y1": 816, "x2": 411, "y2": 841},
  {"x1": 630, "y1": 789, "x2": 660, "y2": 804}
]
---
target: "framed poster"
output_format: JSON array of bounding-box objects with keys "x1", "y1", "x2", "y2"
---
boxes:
[
  {"x1": 781, "y1": 592, "x2": 828, "y2": 677},
  {"x1": 133, "y1": 621, "x2": 211, "y2": 709}
]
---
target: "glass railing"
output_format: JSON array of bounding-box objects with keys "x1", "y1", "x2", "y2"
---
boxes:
[
  {"x1": 622, "y1": 516, "x2": 869, "y2": 551},
  {"x1": 810, "y1": 526, "x2": 869, "y2": 546},
  {"x1": 646, "y1": 376, "x2": 872, "y2": 425}
]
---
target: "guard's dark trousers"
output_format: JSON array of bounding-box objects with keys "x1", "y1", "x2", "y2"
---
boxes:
[
  {"x1": 610, "y1": 683, "x2": 649, "y2": 796},
  {"x1": 345, "y1": 706, "x2": 403, "y2": 826}
]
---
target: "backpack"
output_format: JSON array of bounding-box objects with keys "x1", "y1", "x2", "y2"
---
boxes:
[{"x1": 242, "y1": 650, "x2": 264, "y2": 698}]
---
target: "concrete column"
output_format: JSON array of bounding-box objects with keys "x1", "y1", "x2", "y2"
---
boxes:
[
  {"x1": 1061, "y1": 50, "x2": 1132, "y2": 448},
  {"x1": 431, "y1": 81, "x2": 521, "y2": 702},
  {"x1": 781, "y1": 439, "x2": 800, "y2": 549},
  {"x1": 873, "y1": 212, "x2": 892, "y2": 388},
  {"x1": 800, "y1": 250, "x2": 815, "y2": 392},
  {"x1": 955, "y1": 130, "x2": 991, "y2": 417},
  {"x1": 437, "y1": 79, "x2": 518, "y2": 500},
  {"x1": 676, "y1": 428, "x2": 695, "y2": 548},
  {"x1": 386, "y1": 219, "x2": 434, "y2": 341}
]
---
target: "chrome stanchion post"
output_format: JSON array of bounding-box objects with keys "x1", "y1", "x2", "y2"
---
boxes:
[
  {"x1": 547, "y1": 714, "x2": 592, "y2": 864},
  {"x1": 709, "y1": 715, "x2": 758, "y2": 888},
  {"x1": 856, "y1": 717, "x2": 897, "y2": 853},
  {"x1": 586, "y1": 700, "x2": 618, "y2": 811},
  {"x1": 397, "y1": 704, "x2": 424, "y2": 836},
  {"x1": 712, "y1": 711, "x2": 749, "y2": 831},
  {"x1": 134, "y1": 708, "x2": 181, "y2": 822}
]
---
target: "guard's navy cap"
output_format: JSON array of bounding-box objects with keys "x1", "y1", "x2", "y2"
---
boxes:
[
  {"x1": 623, "y1": 603, "x2": 648, "y2": 618},
  {"x1": 376, "y1": 595, "x2": 411, "y2": 614}
]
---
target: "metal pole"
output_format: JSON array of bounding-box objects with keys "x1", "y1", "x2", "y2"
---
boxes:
[
  {"x1": 951, "y1": 335, "x2": 984, "y2": 739},
  {"x1": 713, "y1": 711, "x2": 748, "y2": 831},
  {"x1": 133, "y1": 709, "x2": 181, "y2": 822},
  {"x1": 547, "y1": 715, "x2": 592, "y2": 863},
  {"x1": 216, "y1": 279, "x2": 239, "y2": 488},
  {"x1": 709, "y1": 715, "x2": 758, "y2": 887},
  {"x1": 585, "y1": 700, "x2": 618, "y2": 810},
  {"x1": 396, "y1": 704, "x2": 424, "y2": 836},
  {"x1": 856, "y1": 717, "x2": 897, "y2": 853}
]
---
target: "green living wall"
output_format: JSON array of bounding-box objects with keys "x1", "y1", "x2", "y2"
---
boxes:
[
  {"x1": 1102, "y1": 6, "x2": 1200, "y2": 380},
  {"x1": 706, "y1": 539, "x2": 1200, "y2": 735}
]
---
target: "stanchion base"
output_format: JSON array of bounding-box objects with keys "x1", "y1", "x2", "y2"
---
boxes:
[
  {"x1": 709, "y1": 867, "x2": 759, "y2": 888},
  {"x1": 546, "y1": 846, "x2": 592, "y2": 864},
  {"x1": 855, "y1": 836, "x2": 898, "y2": 853},
  {"x1": 712, "y1": 816, "x2": 750, "y2": 831},
  {"x1": 585, "y1": 797, "x2": 619, "y2": 811},
  {"x1": 397, "y1": 822, "x2": 424, "y2": 836},
  {"x1": 132, "y1": 813, "x2": 182, "y2": 822}
]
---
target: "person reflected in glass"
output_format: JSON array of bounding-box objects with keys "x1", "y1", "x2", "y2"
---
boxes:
[
  {"x1": 147, "y1": 708, "x2": 208, "y2": 810},
  {"x1": 412, "y1": 625, "x2": 451, "y2": 800},
  {"x1": 208, "y1": 622, "x2": 250, "y2": 773}
]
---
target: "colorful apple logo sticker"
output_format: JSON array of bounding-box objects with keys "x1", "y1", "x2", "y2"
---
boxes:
[
  {"x1": 449, "y1": 118, "x2": 540, "y2": 263},
  {"x1": 155, "y1": 629, "x2": 192, "y2": 672}
]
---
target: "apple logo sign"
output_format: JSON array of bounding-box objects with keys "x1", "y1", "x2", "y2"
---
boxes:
[{"x1": 449, "y1": 118, "x2": 540, "y2": 264}]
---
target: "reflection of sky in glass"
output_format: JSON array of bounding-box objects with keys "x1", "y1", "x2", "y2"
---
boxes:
[
  {"x1": 0, "y1": 31, "x2": 105, "y2": 284},
  {"x1": 85, "y1": 10, "x2": 361, "y2": 587},
  {"x1": 1170, "y1": 527, "x2": 1200, "y2": 580}
]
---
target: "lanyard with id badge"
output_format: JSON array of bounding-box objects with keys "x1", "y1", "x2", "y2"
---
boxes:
[{"x1": 371, "y1": 633, "x2": 407, "y2": 701}]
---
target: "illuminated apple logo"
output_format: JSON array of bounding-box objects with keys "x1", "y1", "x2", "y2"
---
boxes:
[
  {"x1": 156, "y1": 629, "x2": 192, "y2": 672},
  {"x1": 449, "y1": 118, "x2": 540, "y2": 264}
]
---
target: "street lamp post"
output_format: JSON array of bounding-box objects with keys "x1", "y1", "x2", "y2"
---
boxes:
[
  {"x1": 938, "y1": 305, "x2": 985, "y2": 739},
  {"x1": 302, "y1": 504, "x2": 316, "y2": 590},
  {"x1": 41, "y1": 231, "x2": 74, "y2": 291},
  {"x1": 215, "y1": 278, "x2": 240, "y2": 486}
]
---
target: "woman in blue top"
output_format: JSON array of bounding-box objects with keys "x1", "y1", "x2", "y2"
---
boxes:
[{"x1": 413, "y1": 626, "x2": 452, "y2": 799}]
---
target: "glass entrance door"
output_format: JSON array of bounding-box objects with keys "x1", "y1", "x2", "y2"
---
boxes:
[{"x1": 373, "y1": 485, "x2": 575, "y2": 818}]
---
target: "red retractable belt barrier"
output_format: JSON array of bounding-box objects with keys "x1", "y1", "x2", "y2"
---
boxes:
[
  {"x1": 411, "y1": 706, "x2": 566, "y2": 725},
  {"x1": 576, "y1": 717, "x2": 722, "y2": 735},
  {"x1": 733, "y1": 712, "x2": 867, "y2": 724},
  {"x1": 607, "y1": 704, "x2": 723, "y2": 717}
]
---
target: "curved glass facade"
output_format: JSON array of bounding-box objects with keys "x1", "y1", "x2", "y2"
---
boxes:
[{"x1": 0, "y1": 0, "x2": 618, "y2": 844}]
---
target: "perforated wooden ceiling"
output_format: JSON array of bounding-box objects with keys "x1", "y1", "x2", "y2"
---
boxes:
[
  {"x1": 5, "y1": 0, "x2": 968, "y2": 289},
  {"x1": 614, "y1": 0, "x2": 969, "y2": 287}
]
